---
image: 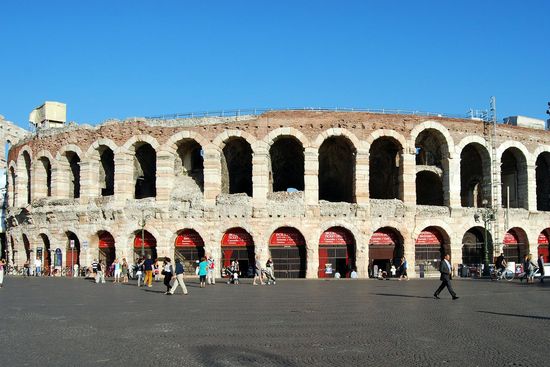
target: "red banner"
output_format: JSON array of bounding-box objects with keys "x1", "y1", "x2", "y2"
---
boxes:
[
  {"x1": 503, "y1": 232, "x2": 519, "y2": 245},
  {"x1": 99, "y1": 232, "x2": 115, "y2": 249},
  {"x1": 538, "y1": 232, "x2": 549, "y2": 245},
  {"x1": 319, "y1": 227, "x2": 353, "y2": 245},
  {"x1": 416, "y1": 229, "x2": 442, "y2": 245},
  {"x1": 134, "y1": 231, "x2": 157, "y2": 249},
  {"x1": 269, "y1": 228, "x2": 305, "y2": 246},
  {"x1": 370, "y1": 230, "x2": 398, "y2": 245},
  {"x1": 175, "y1": 229, "x2": 204, "y2": 247},
  {"x1": 221, "y1": 229, "x2": 254, "y2": 247}
]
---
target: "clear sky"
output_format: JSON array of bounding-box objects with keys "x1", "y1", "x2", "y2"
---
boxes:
[{"x1": 1, "y1": 0, "x2": 549, "y2": 128}]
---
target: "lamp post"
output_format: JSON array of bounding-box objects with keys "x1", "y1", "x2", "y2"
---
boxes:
[
  {"x1": 474, "y1": 199, "x2": 496, "y2": 276},
  {"x1": 138, "y1": 209, "x2": 152, "y2": 258}
]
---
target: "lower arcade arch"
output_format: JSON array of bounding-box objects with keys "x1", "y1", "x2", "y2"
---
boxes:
[
  {"x1": 66, "y1": 231, "x2": 81, "y2": 269},
  {"x1": 503, "y1": 228, "x2": 528, "y2": 263},
  {"x1": 461, "y1": 227, "x2": 493, "y2": 267},
  {"x1": 221, "y1": 228, "x2": 255, "y2": 277},
  {"x1": 98, "y1": 231, "x2": 116, "y2": 270},
  {"x1": 318, "y1": 227, "x2": 356, "y2": 278},
  {"x1": 538, "y1": 229, "x2": 550, "y2": 262},
  {"x1": 369, "y1": 227, "x2": 404, "y2": 276},
  {"x1": 133, "y1": 230, "x2": 157, "y2": 261},
  {"x1": 268, "y1": 227, "x2": 306, "y2": 279},
  {"x1": 174, "y1": 229, "x2": 205, "y2": 275},
  {"x1": 38, "y1": 233, "x2": 51, "y2": 270},
  {"x1": 415, "y1": 227, "x2": 450, "y2": 277}
]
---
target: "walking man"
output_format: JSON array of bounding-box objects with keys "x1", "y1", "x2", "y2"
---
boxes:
[
  {"x1": 96, "y1": 260, "x2": 106, "y2": 284},
  {"x1": 143, "y1": 254, "x2": 154, "y2": 287},
  {"x1": 537, "y1": 254, "x2": 545, "y2": 283},
  {"x1": 168, "y1": 259, "x2": 188, "y2": 295},
  {"x1": 35, "y1": 257, "x2": 42, "y2": 277},
  {"x1": 434, "y1": 254, "x2": 458, "y2": 300}
]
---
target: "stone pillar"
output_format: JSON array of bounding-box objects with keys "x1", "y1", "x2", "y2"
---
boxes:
[
  {"x1": 306, "y1": 244, "x2": 319, "y2": 279},
  {"x1": 355, "y1": 237, "x2": 368, "y2": 278},
  {"x1": 402, "y1": 151, "x2": 416, "y2": 206},
  {"x1": 447, "y1": 156, "x2": 461, "y2": 208},
  {"x1": 15, "y1": 166, "x2": 27, "y2": 207},
  {"x1": 155, "y1": 151, "x2": 174, "y2": 204},
  {"x1": 52, "y1": 161, "x2": 69, "y2": 200},
  {"x1": 252, "y1": 143, "x2": 269, "y2": 213},
  {"x1": 403, "y1": 237, "x2": 416, "y2": 278},
  {"x1": 304, "y1": 147, "x2": 319, "y2": 206},
  {"x1": 202, "y1": 145, "x2": 221, "y2": 206},
  {"x1": 450, "y1": 240, "x2": 462, "y2": 278},
  {"x1": 114, "y1": 153, "x2": 134, "y2": 202},
  {"x1": 79, "y1": 160, "x2": 98, "y2": 199},
  {"x1": 526, "y1": 162, "x2": 537, "y2": 211},
  {"x1": 355, "y1": 148, "x2": 369, "y2": 204}
]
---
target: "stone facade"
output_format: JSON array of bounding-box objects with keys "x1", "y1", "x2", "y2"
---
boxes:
[{"x1": 5, "y1": 111, "x2": 550, "y2": 278}]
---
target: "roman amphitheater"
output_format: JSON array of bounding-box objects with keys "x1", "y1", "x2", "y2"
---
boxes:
[{"x1": 4, "y1": 109, "x2": 550, "y2": 278}]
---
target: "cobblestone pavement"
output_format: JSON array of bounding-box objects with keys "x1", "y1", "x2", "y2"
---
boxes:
[{"x1": 0, "y1": 276, "x2": 548, "y2": 367}]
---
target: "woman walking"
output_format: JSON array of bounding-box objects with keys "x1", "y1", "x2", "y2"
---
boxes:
[
  {"x1": 198, "y1": 257, "x2": 208, "y2": 288},
  {"x1": 113, "y1": 259, "x2": 121, "y2": 283},
  {"x1": 122, "y1": 258, "x2": 129, "y2": 283},
  {"x1": 162, "y1": 258, "x2": 174, "y2": 294}
]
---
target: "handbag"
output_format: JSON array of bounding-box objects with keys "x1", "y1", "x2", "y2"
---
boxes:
[{"x1": 161, "y1": 270, "x2": 166, "y2": 276}]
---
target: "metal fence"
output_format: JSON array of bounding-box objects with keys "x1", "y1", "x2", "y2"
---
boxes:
[{"x1": 145, "y1": 107, "x2": 467, "y2": 120}]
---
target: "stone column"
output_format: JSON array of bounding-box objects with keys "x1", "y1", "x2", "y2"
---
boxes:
[
  {"x1": 402, "y1": 151, "x2": 416, "y2": 206},
  {"x1": 355, "y1": 148, "x2": 369, "y2": 204},
  {"x1": 52, "y1": 161, "x2": 69, "y2": 200},
  {"x1": 403, "y1": 237, "x2": 416, "y2": 278},
  {"x1": 202, "y1": 145, "x2": 221, "y2": 207},
  {"x1": 304, "y1": 147, "x2": 319, "y2": 206},
  {"x1": 450, "y1": 240, "x2": 462, "y2": 278},
  {"x1": 114, "y1": 153, "x2": 134, "y2": 202},
  {"x1": 252, "y1": 143, "x2": 269, "y2": 215},
  {"x1": 525, "y1": 162, "x2": 537, "y2": 211},
  {"x1": 155, "y1": 151, "x2": 174, "y2": 204},
  {"x1": 79, "y1": 160, "x2": 98, "y2": 200},
  {"x1": 447, "y1": 156, "x2": 461, "y2": 208}
]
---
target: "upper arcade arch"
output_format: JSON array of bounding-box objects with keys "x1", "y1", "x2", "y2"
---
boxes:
[
  {"x1": 269, "y1": 136, "x2": 304, "y2": 192},
  {"x1": 318, "y1": 135, "x2": 356, "y2": 203},
  {"x1": 369, "y1": 136, "x2": 403, "y2": 200},
  {"x1": 500, "y1": 145, "x2": 528, "y2": 209},
  {"x1": 535, "y1": 150, "x2": 550, "y2": 211},
  {"x1": 459, "y1": 142, "x2": 491, "y2": 208}
]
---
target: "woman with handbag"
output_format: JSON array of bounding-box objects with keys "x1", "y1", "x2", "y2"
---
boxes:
[{"x1": 162, "y1": 258, "x2": 174, "y2": 294}]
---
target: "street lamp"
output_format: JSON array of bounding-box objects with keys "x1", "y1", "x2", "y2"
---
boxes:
[
  {"x1": 474, "y1": 199, "x2": 496, "y2": 276},
  {"x1": 138, "y1": 209, "x2": 152, "y2": 258}
]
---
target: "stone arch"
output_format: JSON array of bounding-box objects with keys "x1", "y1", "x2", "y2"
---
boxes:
[
  {"x1": 503, "y1": 227, "x2": 529, "y2": 263},
  {"x1": 369, "y1": 135, "x2": 404, "y2": 200},
  {"x1": 16, "y1": 146, "x2": 33, "y2": 205},
  {"x1": 413, "y1": 224, "x2": 452, "y2": 277},
  {"x1": 220, "y1": 226, "x2": 256, "y2": 274},
  {"x1": 56, "y1": 145, "x2": 84, "y2": 199},
  {"x1": 264, "y1": 127, "x2": 311, "y2": 148},
  {"x1": 365, "y1": 129, "x2": 407, "y2": 149},
  {"x1": 409, "y1": 121, "x2": 455, "y2": 157},
  {"x1": 369, "y1": 226, "x2": 406, "y2": 276},
  {"x1": 533, "y1": 147, "x2": 550, "y2": 211},
  {"x1": 317, "y1": 223, "x2": 359, "y2": 278},
  {"x1": 461, "y1": 226, "x2": 492, "y2": 267},
  {"x1": 8, "y1": 161, "x2": 16, "y2": 207},
  {"x1": 268, "y1": 135, "x2": 305, "y2": 192},
  {"x1": 120, "y1": 135, "x2": 161, "y2": 153},
  {"x1": 84, "y1": 138, "x2": 119, "y2": 159},
  {"x1": 499, "y1": 143, "x2": 529, "y2": 209},
  {"x1": 34, "y1": 150, "x2": 55, "y2": 198},
  {"x1": 219, "y1": 135, "x2": 253, "y2": 196},
  {"x1": 161, "y1": 131, "x2": 210, "y2": 155},
  {"x1": 318, "y1": 134, "x2": 357, "y2": 203},
  {"x1": 130, "y1": 226, "x2": 160, "y2": 260},
  {"x1": 268, "y1": 226, "x2": 307, "y2": 278},
  {"x1": 168, "y1": 136, "x2": 206, "y2": 194},
  {"x1": 212, "y1": 130, "x2": 258, "y2": 152},
  {"x1": 458, "y1": 141, "x2": 491, "y2": 208},
  {"x1": 313, "y1": 128, "x2": 361, "y2": 150}
]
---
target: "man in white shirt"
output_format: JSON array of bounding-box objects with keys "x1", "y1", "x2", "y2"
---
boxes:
[
  {"x1": 433, "y1": 254, "x2": 458, "y2": 300},
  {"x1": 34, "y1": 258, "x2": 42, "y2": 277}
]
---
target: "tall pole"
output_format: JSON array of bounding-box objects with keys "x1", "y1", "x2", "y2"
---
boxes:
[{"x1": 141, "y1": 210, "x2": 145, "y2": 258}]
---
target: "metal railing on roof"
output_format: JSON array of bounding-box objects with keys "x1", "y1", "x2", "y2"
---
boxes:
[{"x1": 145, "y1": 107, "x2": 467, "y2": 120}]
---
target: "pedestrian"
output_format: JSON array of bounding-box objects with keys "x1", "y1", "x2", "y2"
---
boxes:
[
  {"x1": 537, "y1": 254, "x2": 545, "y2": 283},
  {"x1": 198, "y1": 257, "x2": 208, "y2": 288},
  {"x1": 168, "y1": 259, "x2": 188, "y2": 295},
  {"x1": 35, "y1": 257, "x2": 42, "y2": 277},
  {"x1": 264, "y1": 257, "x2": 276, "y2": 285},
  {"x1": 113, "y1": 258, "x2": 121, "y2": 283},
  {"x1": 154, "y1": 260, "x2": 161, "y2": 282},
  {"x1": 0, "y1": 258, "x2": 5, "y2": 288},
  {"x1": 162, "y1": 258, "x2": 174, "y2": 294},
  {"x1": 433, "y1": 254, "x2": 458, "y2": 300},
  {"x1": 253, "y1": 256, "x2": 264, "y2": 285},
  {"x1": 143, "y1": 255, "x2": 154, "y2": 287},
  {"x1": 526, "y1": 254, "x2": 537, "y2": 284},
  {"x1": 207, "y1": 255, "x2": 216, "y2": 285},
  {"x1": 73, "y1": 262, "x2": 79, "y2": 277},
  {"x1": 390, "y1": 264, "x2": 396, "y2": 278},
  {"x1": 398, "y1": 257, "x2": 409, "y2": 281},
  {"x1": 135, "y1": 258, "x2": 144, "y2": 287},
  {"x1": 122, "y1": 258, "x2": 129, "y2": 283},
  {"x1": 91, "y1": 259, "x2": 98, "y2": 278},
  {"x1": 96, "y1": 260, "x2": 106, "y2": 284}
]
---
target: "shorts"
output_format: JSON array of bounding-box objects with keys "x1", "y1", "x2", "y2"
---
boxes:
[{"x1": 200, "y1": 275, "x2": 206, "y2": 282}]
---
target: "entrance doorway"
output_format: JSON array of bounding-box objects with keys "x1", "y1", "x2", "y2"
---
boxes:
[
  {"x1": 221, "y1": 228, "x2": 255, "y2": 277},
  {"x1": 98, "y1": 231, "x2": 116, "y2": 271},
  {"x1": 318, "y1": 227, "x2": 356, "y2": 278},
  {"x1": 134, "y1": 230, "x2": 157, "y2": 261},
  {"x1": 174, "y1": 229, "x2": 205, "y2": 275},
  {"x1": 269, "y1": 227, "x2": 306, "y2": 278},
  {"x1": 369, "y1": 228, "x2": 404, "y2": 277},
  {"x1": 415, "y1": 227, "x2": 449, "y2": 277}
]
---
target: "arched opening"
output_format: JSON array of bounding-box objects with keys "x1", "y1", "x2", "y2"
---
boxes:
[
  {"x1": 65, "y1": 151, "x2": 81, "y2": 199},
  {"x1": 318, "y1": 227, "x2": 356, "y2": 278},
  {"x1": 221, "y1": 228, "x2": 255, "y2": 277},
  {"x1": 319, "y1": 136, "x2": 356, "y2": 203},
  {"x1": 221, "y1": 138, "x2": 253, "y2": 196},
  {"x1": 133, "y1": 230, "x2": 157, "y2": 261},
  {"x1": 369, "y1": 227, "x2": 404, "y2": 277},
  {"x1": 416, "y1": 171, "x2": 443, "y2": 205},
  {"x1": 501, "y1": 148, "x2": 528, "y2": 209},
  {"x1": 460, "y1": 143, "x2": 490, "y2": 207},
  {"x1": 174, "y1": 229, "x2": 205, "y2": 275},
  {"x1": 99, "y1": 146, "x2": 115, "y2": 196},
  {"x1": 415, "y1": 129, "x2": 447, "y2": 206},
  {"x1": 269, "y1": 227, "x2": 306, "y2": 278},
  {"x1": 98, "y1": 231, "x2": 116, "y2": 270},
  {"x1": 134, "y1": 143, "x2": 157, "y2": 199},
  {"x1": 22, "y1": 234, "x2": 31, "y2": 262},
  {"x1": 36, "y1": 157, "x2": 52, "y2": 198},
  {"x1": 23, "y1": 151, "x2": 31, "y2": 204},
  {"x1": 369, "y1": 137, "x2": 403, "y2": 200},
  {"x1": 9, "y1": 166, "x2": 15, "y2": 207},
  {"x1": 461, "y1": 227, "x2": 492, "y2": 270},
  {"x1": 503, "y1": 228, "x2": 528, "y2": 263},
  {"x1": 535, "y1": 152, "x2": 550, "y2": 211},
  {"x1": 538, "y1": 229, "x2": 550, "y2": 262},
  {"x1": 66, "y1": 231, "x2": 80, "y2": 269},
  {"x1": 175, "y1": 139, "x2": 204, "y2": 193},
  {"x1": 415, "y1": 227, "x2": 450, "y2": 277},
  {"x1": 38, "y1": 233, "x2": 51, "y2": 272},
  {"x1": 269, "y1": 137, "x2": 304, "y2": 192}
]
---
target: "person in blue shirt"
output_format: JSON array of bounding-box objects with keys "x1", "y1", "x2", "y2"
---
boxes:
[{"x1": 198, "y1": 257, "x2": 208, "y2": 288}]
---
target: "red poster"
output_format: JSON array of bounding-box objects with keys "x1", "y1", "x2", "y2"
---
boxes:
[
  {"x1": 99, "y1": 233, "x2": 115, "y2": 248},
  {"x1": 221, "y1": 229, "x2": 253, "y2": 247},
  {"x1": 269, "y1": 228, "x2": 305, "y2": 246},
  {"x1": 538, "y1": 232, "x2": 549, "y2": 245},
  {"x1": 370, "y1": 231, "x2": 397, "y2": 245},
  {"x1": 416, "y1": 229, "x2": 442, "y2": 245},
  {"x1": 134, "y1": 231, "x2": 157, "y2": 249},
  {"x1": 503, "y1": 232, "x2": 519, "y2": 245},
  {"x1": 319, "y1": 227, "x2": 353, "y2": 245},
  {"x1": 175, "y1": 230, "x2": 204, "y2": 247}
]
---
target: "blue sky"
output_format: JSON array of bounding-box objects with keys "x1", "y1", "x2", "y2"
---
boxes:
[{"x1": 1, "y1": 0, "x2": 549, "y2": 128}]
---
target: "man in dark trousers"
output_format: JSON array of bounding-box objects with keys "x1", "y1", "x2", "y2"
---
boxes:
[
  {"x1": 434, "y1": 254, "x2": 458, "y2": 300},
  {"x1": 537, "y1": 254, "x2": 545, "y2": 283}
]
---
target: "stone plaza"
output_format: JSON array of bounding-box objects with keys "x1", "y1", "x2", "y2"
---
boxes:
[{"x1": 0, "y1": 276, "x2": 547, "y2": 366}]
